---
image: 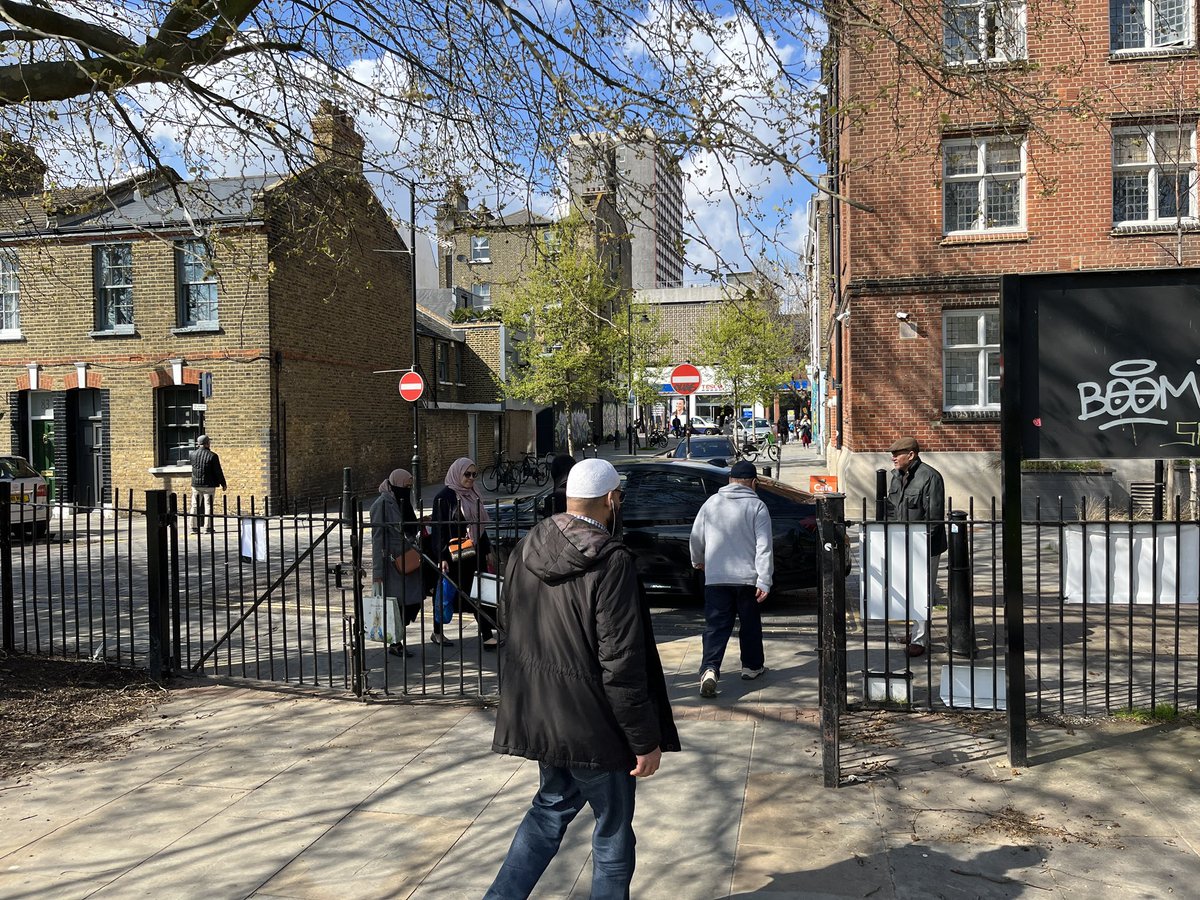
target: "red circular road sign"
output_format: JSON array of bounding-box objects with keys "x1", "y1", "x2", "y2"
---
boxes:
[
  {"x1": 669, "y1": 363, "x2": 702, "y2": 396},
  {"x1": 399, "y1": 370, "x2": 425, "y2": 401}
]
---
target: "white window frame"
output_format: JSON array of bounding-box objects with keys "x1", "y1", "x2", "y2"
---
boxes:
[
  {"x1": 942, "y1": 136, "x2": 1026, "y2": 235},
  {"x1": 93, "y1": 243, "x2": 134, "y2": 333},
  {"x1": 176, "y1": 239, "x2": 219, "y2": 327},
  {"x1": 943, "y1": 309, "x2": 1000, "y2": 411},
  {"x1": 472, "y1": 282, "x2": 492, "y2": 308},
  {"x1": 470, "y1": 235, "x2": 490, "y2": 262},
  {"x1": 1110, "y1": 0, "x2": 1193, "y2": 52},
  {"x1": 943, "y1": 0, "x2": 1027, "y2": 64},
  {"x1": 0, "y1": 249, "x2": 19, "y2": 338},
  {"x1": 1112, "y1": 125, "x2": 1198, "y2": 226}
]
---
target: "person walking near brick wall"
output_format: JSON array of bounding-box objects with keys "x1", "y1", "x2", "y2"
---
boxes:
[{"x1": 189, "y1": 435, "x2": 226, "y2": 534}]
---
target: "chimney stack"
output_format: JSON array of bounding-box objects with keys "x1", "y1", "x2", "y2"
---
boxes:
[
  {"x1": 0, "y1": 133, "x2": 46, "y2": 195},
  {"x1": 311, "y1": 100, "x2": 365, "y2": 173}
]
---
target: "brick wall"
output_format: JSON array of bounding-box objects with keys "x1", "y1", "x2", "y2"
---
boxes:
[
  {"x1": 0, "y1": 227, "x2": 274, "y2": 500},
  {"x1": 834, "y1": 0, "x2": 1200, "y2": 454},
  {"x1": 264, "y1": 166, "x2": 414, "y2": 500}
]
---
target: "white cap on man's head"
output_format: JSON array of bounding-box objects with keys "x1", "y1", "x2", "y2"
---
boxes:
[{"x1": 565, "y1": 458, "x2": 621, "y2": 499}]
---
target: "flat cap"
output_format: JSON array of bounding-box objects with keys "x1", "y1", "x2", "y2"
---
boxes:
[
  {"x1": 888, "y1": 436, "x2": 919, "y2": 453},
  {"x1": 729, "y1": 460, "x2": 758, "y2": 479}
]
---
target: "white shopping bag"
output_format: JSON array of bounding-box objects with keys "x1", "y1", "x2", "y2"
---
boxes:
[
  {"x1": 363, "y1": 592, "x2": 403, "y2": 643},
  {"x1": 473, "y1": 572, "x2": 500, "y2": 608}
]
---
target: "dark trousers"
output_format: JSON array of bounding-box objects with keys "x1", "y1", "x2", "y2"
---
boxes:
[
  {"x1": 444, "y1": 557, "x2": 493, "y2": 640},
  {"x1": 700, "y1": 583, "x2": 764, "y2": 679},
  {"x1": 485, "y1": 763, "x2": 637, "y2": 900}
]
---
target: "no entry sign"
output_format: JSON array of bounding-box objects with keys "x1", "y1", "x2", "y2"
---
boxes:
[
  {"x1": 669, "y1": 363, "x2": 702, "y2": 395},
  {"x1": 398, "y1": 370, "x2": 425, "y2": 401}
]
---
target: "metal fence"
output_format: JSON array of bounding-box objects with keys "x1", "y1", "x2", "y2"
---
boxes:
[
  {"x1": 825, "y1": 493, "x2": 1200, "y2": 721},
  {"x1": 0, "y1": 475, "x2": 533, "y2": 700}
]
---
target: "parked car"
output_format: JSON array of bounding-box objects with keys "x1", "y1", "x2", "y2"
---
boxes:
[
  {"x1": 616, "y1": 460, "x2": 820, "y2": 596},
  {"x1": 0, "y1": 456, "x2": 51, "y2": 537},
  {"x1": 670, "y1": 435, "x2": 739, "y2": 464},
  {"x1": 725, "y1": 417, "x2": 774, "y2": 437},
  {"x1": 686, "y1": 415, "x2": 721, "y2": 435},
  {"x1": 491, "y1": 460, "x2": 831, "y2": 599}
]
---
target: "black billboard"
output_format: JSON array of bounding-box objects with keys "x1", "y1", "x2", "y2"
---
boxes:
[{"x1": 1003, "y1": 268, "x2": 1200, "y2": 459}]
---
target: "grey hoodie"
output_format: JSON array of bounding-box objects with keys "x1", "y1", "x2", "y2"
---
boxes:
[{"x1": 689, "y1": 483, "x2": 774, "y2": 593}]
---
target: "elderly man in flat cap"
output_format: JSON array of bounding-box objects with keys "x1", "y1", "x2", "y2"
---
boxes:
[
  {"x1": 487, "y1": 458, "x2": 679, "y2": 900},
  {"x1": 886, "y1": 436, "x2": 946, "y2": 657}
]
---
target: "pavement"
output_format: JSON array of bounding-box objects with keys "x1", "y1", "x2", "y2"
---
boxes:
[{"x1": 3, "y1": 441, "x2": 1199, "y2": 899}]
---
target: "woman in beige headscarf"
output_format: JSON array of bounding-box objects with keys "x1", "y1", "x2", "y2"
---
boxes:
[{"x1": 431, "y1": 457, "x2": 496, "y2": 648}]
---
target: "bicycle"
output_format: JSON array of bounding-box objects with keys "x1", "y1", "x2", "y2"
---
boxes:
[
  {"x1": 646, "y1": 428, "x2": 670, "y2": 448},
  {"x1": 518, "y1": 452, "x2": 548, "y2": 486},
  {"x1": 738, "y1": 436, "x2": 780, "y2": 463},
  {"x1": 483, "y1": 453, "x2": 523, "y2": 493}
]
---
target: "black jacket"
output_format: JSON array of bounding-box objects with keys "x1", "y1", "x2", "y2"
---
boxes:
[
  {"x1": 189, "y1": 446, "x2": 226, "y2": 490},
  {"x1": 886, "y1": 458, "x2": 946, "y2": 556},
  {"x1": 430, "y1": 485, "x2": 491, "y2": 564},
  {"x1": 492, "y1": 514, "x2": 680, "y2": 771}
]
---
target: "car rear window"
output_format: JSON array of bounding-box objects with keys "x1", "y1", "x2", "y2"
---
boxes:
[
  {"x1": 624, "y1": 471, "x2": 710, "y2": 517},
  {"x1": 0, "y1": 457, "x2": 39, "y2": 478}
]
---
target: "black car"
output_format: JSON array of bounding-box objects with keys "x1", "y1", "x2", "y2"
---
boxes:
[
  {"x1": 615, "y1": 460, "x2": 819, "y2": 597},
  {"x1": 670, "y1": 435, "x2": 739, "y2": 464}
]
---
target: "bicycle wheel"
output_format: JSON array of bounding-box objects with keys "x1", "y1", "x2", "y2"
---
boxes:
[
  {"x1": 482, "y1": 463, "x2": 501, "y2": 492},
  {"x1": 742, "y1": 443, "x2": 758, "y2": 462},
  {"x1": 654, "y1": 434, "x2": 668, "y2": 448},
  {"x1": 530, "y1": 459, "x2": 549, "y2": 486},
  {"x1": 766, "y1": 443, "x2": 780, "y2": 462},
  {"x1": 501, "y1": 464, "x2": 522, "y2": 494}
]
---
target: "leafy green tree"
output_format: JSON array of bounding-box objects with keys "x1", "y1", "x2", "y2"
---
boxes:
[
  {"x1": 694, "y1": 287, "x2": 796, "y2": 430},
  {"x1": 499, "y1": 215, "x2": 624, "y2": 455}
]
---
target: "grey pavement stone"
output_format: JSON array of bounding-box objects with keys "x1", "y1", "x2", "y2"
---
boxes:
[{"x1": 257, "y1": 809, "x2": 471, "y2": 899}]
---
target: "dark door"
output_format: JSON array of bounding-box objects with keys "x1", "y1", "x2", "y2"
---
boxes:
[{"x1": 73, "y1": 389, "x2": 104, "y2": 507}]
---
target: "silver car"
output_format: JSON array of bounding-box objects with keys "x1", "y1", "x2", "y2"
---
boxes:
[{"x1": 0, "y1": 456, "x2": 52, "y2": 537}]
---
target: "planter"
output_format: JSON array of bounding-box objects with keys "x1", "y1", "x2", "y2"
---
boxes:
[
  {"x1": 1062, "y1": 523, "x2": 1200, "y2": 604},
  {"x1": 1021, "y1": 470, "x2": 1120, "y2": 519}
]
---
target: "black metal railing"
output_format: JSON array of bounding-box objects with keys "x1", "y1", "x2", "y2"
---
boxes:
[
  {"x1": 0, "y1": 473, "x2": 555, "y2": 702},
  {"x1": 841, "y1": 495, "x2": 1200, "y2": 719}
]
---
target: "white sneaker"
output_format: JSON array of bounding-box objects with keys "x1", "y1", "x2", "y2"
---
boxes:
[
  {"x1": 700, "y1": 669, "x2": 718, "y2": 698},
  {"x1": 741, "y1": 666, "x2": 767, "y2": 680}
]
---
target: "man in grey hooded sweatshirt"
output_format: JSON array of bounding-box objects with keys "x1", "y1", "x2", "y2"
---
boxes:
[{"x1": 690, "y1": 459, "x2": 774, "y2": 698}]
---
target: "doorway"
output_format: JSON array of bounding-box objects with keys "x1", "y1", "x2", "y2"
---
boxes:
[{"x1": 69, "y1": 389, "x2": 105, "y2": 507}]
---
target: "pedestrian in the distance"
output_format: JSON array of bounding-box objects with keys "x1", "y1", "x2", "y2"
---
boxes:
[
  {"x1": 189, "y1": 434, "x2": 226, "y2": 534},
  {"x1": 486, "y1": 458, "x2": 680, "y2": 899},
  {"x1": 540, "y1": 453, "x2": 575, "y2": 519},
  {"x1": 691, "y1": 459, "x2": 774, "y2": 698},
  {"x1": 799, "y1": 415, "x2": 812, "y2": 449},
  {"x1": 431, "y1": 457, "x2": 496, "y2": 648},
  {"x1": 885, "y1": 436, "x2": 946, "y2": 657},
  {"x1": 370, "y1": 468, "x2": 424, "y2": 658}
]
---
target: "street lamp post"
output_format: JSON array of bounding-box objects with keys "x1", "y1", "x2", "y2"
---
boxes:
[{"x1": 627, "y1": 299, "x2": 635, "y2": 455}]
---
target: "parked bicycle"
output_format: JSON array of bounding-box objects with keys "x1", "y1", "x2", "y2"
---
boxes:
[
  {"x1": 738, "y1": 435, "x2": 780, "y2": 463},
  {"x1": 646, "y1": 428, "x2": 670, "y2": 448}
]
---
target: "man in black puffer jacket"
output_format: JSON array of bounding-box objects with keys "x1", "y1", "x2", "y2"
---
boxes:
[
  {"x1": 188, "y1": 434, "x2": 227, "y2": 534},
  {"x1": 486, "y1": 458, "x2": 679, "y2": 900}
]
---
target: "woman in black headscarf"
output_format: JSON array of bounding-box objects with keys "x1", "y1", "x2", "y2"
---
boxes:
[{"x1": 370, "y1": 468, "x2": 423, "y2": 657}]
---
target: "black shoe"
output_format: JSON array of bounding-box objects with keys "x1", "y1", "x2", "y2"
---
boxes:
[
  {"x1": 388, "y1": 643, "x2": 413, "y2": 658},
  {"x1": 431, "y1": 632, "x2": 454, "y2": 647},
  {"x1": 906, "y1": 643, "x2": 926, "y2": 658}
]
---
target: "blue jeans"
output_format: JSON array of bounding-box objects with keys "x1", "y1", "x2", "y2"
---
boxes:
[
  {"x1": 700, "y1": 583, "x2": 763, "y2": 679},
  {"x1": 485, "y1": 763, "x2": 637, "y2": 900}
]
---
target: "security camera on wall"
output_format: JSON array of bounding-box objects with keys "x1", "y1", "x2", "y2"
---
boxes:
[{"x1": 895, "y1": 311, "x2": 910, "y2": 320}]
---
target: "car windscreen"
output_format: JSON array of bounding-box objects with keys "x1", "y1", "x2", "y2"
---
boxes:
[
  {"x1": 623, "y1": 470, "x2": 712, "y2": 517},
  {"x1": 674, "y1": 438, "x2": 733, "y2": 458},
  {"x1": 0, "y1": 457, "x2": 39, "y2": 478}
]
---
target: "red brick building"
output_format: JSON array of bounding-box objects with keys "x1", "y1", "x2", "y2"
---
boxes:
[{"x1": 822, "y1": 0, "x2": 1200, "y2": 504}]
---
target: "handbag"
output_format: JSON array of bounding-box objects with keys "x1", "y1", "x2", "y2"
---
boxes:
[
  {"x1": 447, "y1": 536, "x2": 476, "y2": 563},
  {"x1": 363, "y1": 591, "x2": 403, "y2": 644},
  {"x1": 393, "y1": 546, "x2": 422, "y2": 575}
]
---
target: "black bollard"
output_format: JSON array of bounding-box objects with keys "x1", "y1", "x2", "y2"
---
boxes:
[
  {"x1": 947, "y1": 509, "x2": 977, "y2": 658},
  {"x1": 875, "y1": 468, "x2": 889, "y2": 520}
]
